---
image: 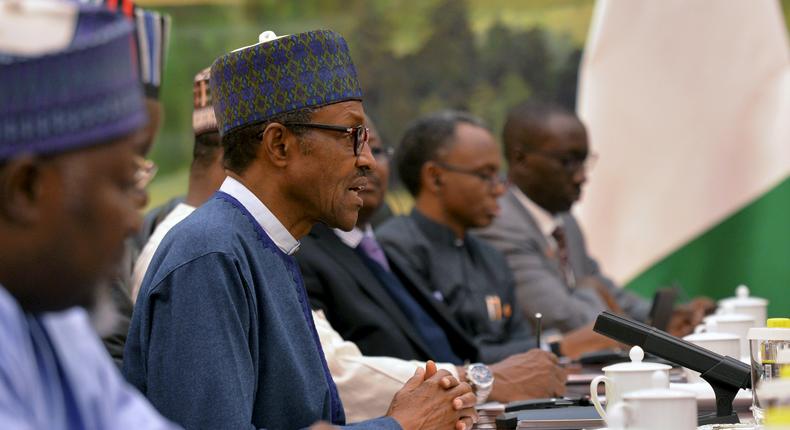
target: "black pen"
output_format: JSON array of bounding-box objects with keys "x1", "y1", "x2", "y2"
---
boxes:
[{"x1": 535, "y1": 312, "x2": 542, "y2": 349}]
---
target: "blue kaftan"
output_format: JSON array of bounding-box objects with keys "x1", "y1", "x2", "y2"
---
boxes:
[{"x1": 124, "y1": 191, "x2": 400, "y2": 430}]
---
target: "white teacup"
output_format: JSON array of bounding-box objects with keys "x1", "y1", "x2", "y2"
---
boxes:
[
  {"x1": 701, "y1": 312, "x2": 756, "y2": 359},
  {"x1": 682, "y1": 327, "x2": 740, "y2": 383},
  {"x1": 606, "y1": 371, "x2": 697, "y2": 430},
  {"x1": 718, "y1": 285, "x2": 768, "y2": 327},
  {"x1": 589, "y1": 346, "x2": 671, "y2": 420}
]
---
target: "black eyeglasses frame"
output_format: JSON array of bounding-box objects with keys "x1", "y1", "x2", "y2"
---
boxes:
[
  {"x1": 434, "y1": 161, "x2": 506, "y2": 189},
  {"x1": 283, "y1": 122, "x2": 370, "y2": 157}
]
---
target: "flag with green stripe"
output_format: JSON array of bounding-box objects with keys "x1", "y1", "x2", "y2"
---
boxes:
[{"x1": 576, "y1": 0, "x2": 790, "y2": 316}]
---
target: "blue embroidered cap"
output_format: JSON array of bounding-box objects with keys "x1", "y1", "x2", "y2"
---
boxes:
[
  {"x1": 0, "y1": 2, "x2": 147, "y2": 161},
  {"x1": 210, "y1": 30, "x2": 363, "y2": 137},
  {"x1": 77, "y1": 0, "x2": 171, "y2": 99}
]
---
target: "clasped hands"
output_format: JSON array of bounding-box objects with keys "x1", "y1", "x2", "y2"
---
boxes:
[{"x1": 386, "y1": 360, "x2": 478, "y2": 430}]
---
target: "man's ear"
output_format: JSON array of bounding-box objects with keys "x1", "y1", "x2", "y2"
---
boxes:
[
  {"x1": 422, "y1": 162, "x2": 443, "y2": 193},
  {"x1": 0, "y1": 156, "x2": 48, "y2": 225},
  {"x1": 258, "y1": 123, "x2": 296, "y2": 168}
]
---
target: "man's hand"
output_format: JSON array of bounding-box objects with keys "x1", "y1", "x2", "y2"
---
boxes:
[
  {"x1": 308, "y1": 422, "x2": 338, "y2": 430},
  {"x1": 689, "y1": 297, "x2": 716, "y2": 317},
  {"x1": 488, "y1": 349, "x2": 567, "y2": 402},
  {"x1": 387, "y1": 361, "x2": 478, "y2": 430},
  {"x1": 668, "y1": 298, "x2": 715, "y2": 336},
  {"x1": 559, "y1": 323, "x2": 623, "y2": 359}
]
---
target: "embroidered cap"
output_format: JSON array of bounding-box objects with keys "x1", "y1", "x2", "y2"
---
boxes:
[
  {"x1": 133, "y1": 7, "x2": 170, "y2": 98},
  {"x1": 192, "y1": 67, "x2": 217, "y2": 136},
  {"x1": 0, "y1": 1, "x2": 147, "y2": 161},
  {"x1": 77, "y1": 0, "x2": 171, "y2": 99},
  {"x1": 210, "y1": 30, "x2": 363, "y2": 137}
]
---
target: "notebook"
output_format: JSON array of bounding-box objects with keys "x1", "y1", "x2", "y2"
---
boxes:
[{"x1": 495, "y1": 405, "x2": 604, "y2": 430}]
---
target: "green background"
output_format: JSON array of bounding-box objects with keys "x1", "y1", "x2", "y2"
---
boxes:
[{"x1": 628, "y1": 177, "x2": 790, "y2": 317}]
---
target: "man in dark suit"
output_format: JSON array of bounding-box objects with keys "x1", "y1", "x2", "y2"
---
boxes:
[
  {"x1": 370, "y1": 110, "x2": 617, "y2": 360},
  {"x1": 300, "y1": 118, "x2": 473, "y2": 365},
  {"x1": 298, "y1": 116, "x2": 567, "y2": 404},
  {"x1": 476, "y1": 102, "x2": 713, "y2": 336}
]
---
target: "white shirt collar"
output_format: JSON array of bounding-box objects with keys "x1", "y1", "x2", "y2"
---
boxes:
[
  {"x1": 219, "y1": 176, "x2": 300, "y2": 255},
  {"x1": 333, "y1": 224, "x2": 374, "y2": 248},
  {"x1": 510, "y1": 185, "x2": 560, "y2": 240}
]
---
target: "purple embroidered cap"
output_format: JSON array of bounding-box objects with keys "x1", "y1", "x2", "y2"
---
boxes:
[{"x1": 0, "y1": 1, "x2": 147, "y2": 161}]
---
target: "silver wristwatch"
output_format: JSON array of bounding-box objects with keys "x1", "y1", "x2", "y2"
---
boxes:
[{"x1": 465, "y1": 362, "x2": 494, "y2": 404}]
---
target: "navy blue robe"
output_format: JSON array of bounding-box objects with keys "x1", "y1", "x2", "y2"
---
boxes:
[{"x1": 124, "y1": 192, "x2": 399, "y2": 430}]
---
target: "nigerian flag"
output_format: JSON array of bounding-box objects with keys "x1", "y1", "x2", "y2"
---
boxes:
[{"x1": 576, "y1": 0, "x2": 790, "y2": 317}]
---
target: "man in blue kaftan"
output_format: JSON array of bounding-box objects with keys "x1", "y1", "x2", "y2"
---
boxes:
[{"x1": 125, "y1": 31, "x2": 477, "y2": 430}]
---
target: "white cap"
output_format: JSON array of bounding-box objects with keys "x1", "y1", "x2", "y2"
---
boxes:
[
  {"x1": 718, "y1": 285, "x2": 768, "y2": 307},
  {"x1": 231, "y1": 30, "x2": 289, "y2": 53},
  {"x1": 602, "y1": 346, "x2": 672, "y2": 373}
]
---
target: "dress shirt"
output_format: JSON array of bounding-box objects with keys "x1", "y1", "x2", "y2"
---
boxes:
[
  {"x1": 219, "y1": 176, "x2": 300, "y2": 255},
  {"x1": 130, "y1": 202, "x2": 196, "y2": 303},
  {"x1": 334, "y1": 225, "x2": 373, "y2": 248},
  {"x1": 510, "y1": 185, "x2": 559, "y2": 248},
  {"x1": 314, "y1": 309, "x2": 457, "y2": 422}
]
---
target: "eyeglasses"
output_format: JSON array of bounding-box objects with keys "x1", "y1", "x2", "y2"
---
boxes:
[
  {"x1": 371, "y1": 146, "x2": 394, "y2": 160},
  {"x1": 133, "y1": 155, "x2": 157, "y2": 190},
  {"x1": 526, "y1": 150, "x2": 598, "y2": 173},
  {"x1": 434, "y1": 161, "x2": 506, "y2": 189},
  {"x1": 284, "y1": 122, "x2": 370, "y2": 157}
]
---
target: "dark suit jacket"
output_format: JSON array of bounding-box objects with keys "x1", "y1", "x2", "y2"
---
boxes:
[
  {"x1": 475, "y1": 186, "x2": 651, "y2": 333},
  {"x1": 297, "y1": 223, "x2": 478, "y2": 363}
]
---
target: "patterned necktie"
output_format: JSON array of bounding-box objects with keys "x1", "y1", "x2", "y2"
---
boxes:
[
  {"x1": 358, "y1": 235, "x2": 391, "y2": 272},
  {"x1": 551, "y1": 226, "x2": 576, "y2": 288}
]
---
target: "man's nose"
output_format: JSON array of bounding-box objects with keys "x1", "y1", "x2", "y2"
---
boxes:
[
  {"x1": 356, "y1": 142, "x2": 377, "y2": 172},
  {"x1": 572, "y1": 166, "x2": 587, "y2": 185}
]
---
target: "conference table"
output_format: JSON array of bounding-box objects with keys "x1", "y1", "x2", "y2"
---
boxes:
[{"x1": 475, "y1": 361, "x2": 756, "y2": 430}]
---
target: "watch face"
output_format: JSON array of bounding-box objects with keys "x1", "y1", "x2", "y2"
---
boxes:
[{"x1": 468, "y1": 363, "x2": 494, "y2": 387}]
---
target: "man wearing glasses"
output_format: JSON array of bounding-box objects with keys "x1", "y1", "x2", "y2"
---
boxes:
[
  {"x1": 375, "y1": 110, "x2": 618, "y2": 366},
  {"x1": 124, "y1": 32, "x2": 476, "y2": 430},
  {"x1": 298, "y1": 115, "x2": 569, "y2": 418},
  {"x1": 475, "y1": 102, "x2": 712, "y2": 337},
  {"x1": 376, "y1": 111, "x2": 544, "y2": 365}
]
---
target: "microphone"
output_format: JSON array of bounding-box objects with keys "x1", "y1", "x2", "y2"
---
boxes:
[{"x1": 593, "y1": 311, "x2": 750, "y2": 425}]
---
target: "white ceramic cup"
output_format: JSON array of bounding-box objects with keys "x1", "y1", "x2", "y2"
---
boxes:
[
  {"x1": 589, "y1": 346, "x2": 671, "y2": 420},
  {"x1": 682, "y1": 327, "x2": 741, "y2": 383},
  {"x1": 702, "y1": 312, "x2": 757, "y2": 359},
  {"x1": 718, "y1": 285, "x2": 768, "y2": 327},
  {"x1": 606, "y1": 372, "x2": 698, "y2": 430}
]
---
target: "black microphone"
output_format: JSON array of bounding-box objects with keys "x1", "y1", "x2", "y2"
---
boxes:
[{"x1": 594, "y1": 311, "x2": 751, "y2": 425}]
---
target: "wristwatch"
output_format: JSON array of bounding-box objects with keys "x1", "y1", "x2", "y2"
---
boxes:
[{"x1": 465, "y1": 362, "x2": 494, "y2": 404}]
